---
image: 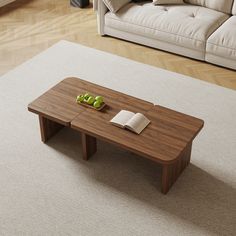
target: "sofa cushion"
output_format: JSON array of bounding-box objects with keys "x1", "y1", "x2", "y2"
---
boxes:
[
  {"x1": 184, "y1": 0, "x2": 234, "y2": 14},
  {"x1": 232, "y1": 1, "x2": 236, "y2": 15},
  {"x1": 206, "y1": 16, "x2": 236, "y2": 62},
  {"x1": 103, "y1": 0, "x2": 131, "y2": 13},
  {"x1": 153, "y1": 0, "x2": 184, "y2": 5},
  {"x1": 105, "y1": 3, "x2": 229, "y2": 52}
]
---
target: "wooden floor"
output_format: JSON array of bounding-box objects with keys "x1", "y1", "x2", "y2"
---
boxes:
[{"x1": 0, "y1": 0, "x2": 236, "y2": 90}]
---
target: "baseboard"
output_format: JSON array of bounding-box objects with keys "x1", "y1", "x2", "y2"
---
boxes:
[{"x1": 0, "y1": 0, "x2": 15, "y2": 7}]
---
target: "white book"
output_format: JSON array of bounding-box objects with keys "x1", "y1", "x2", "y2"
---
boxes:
[{"x1": 110, "y1": 110, "x2": 150, "y2": 134}]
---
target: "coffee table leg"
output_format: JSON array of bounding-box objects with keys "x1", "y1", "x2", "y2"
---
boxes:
[
  {"x1": 81, "y1": 133, "x2": 97, "y2": 160},
  {"x1": 39, "y1": 115, "x2": 64, "y2": 143},
  {"x1": 161, "y1": 142, "x2": 192, "y2": 194}
]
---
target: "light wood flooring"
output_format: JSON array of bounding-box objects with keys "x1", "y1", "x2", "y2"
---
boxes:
[{"x1": 0, "y1": 0, "x2": 235, "y2": 90}]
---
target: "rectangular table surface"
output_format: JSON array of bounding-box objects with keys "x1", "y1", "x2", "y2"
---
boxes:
[{"x1": 28, "y1": 77, "x2": 204, "y2": 164}]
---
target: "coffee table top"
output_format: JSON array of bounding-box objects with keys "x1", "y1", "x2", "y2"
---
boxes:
[
  {"x1": 28, "y1": 77, "x2": 204, "y2": 164},
  {"x1": 71, "y1": 102, "x2": 204, "y2": 164},
  {"x1": 28, "y1": 78, "x2": 85, "y2": 125},
  {"x1": 28, "y1": 77, "x2": 153, "y2": 124}
]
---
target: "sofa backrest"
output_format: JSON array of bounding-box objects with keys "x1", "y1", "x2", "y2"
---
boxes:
[
  {"x1": 232, "y1": 1, "x2": 236, "y2": 15},
  {"x1": 184, "y1": 0, "x2": 234, "y2": 14}
]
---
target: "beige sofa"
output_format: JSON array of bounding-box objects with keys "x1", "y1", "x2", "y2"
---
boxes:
[{"x1": 94, "y1": 0, "x2": 236, "y2": 70}]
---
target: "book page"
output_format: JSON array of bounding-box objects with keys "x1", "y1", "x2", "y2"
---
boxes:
[
  {"x1": 110, "y1": 110, "x2": 135, "y2": 128},
  {"x1": 125, "y1": 113, "x2": 150, "y2": 134}
]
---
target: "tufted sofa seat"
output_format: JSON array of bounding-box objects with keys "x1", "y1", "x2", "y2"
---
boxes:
[{"x1": 94, "y1": 0, "x2": 236, "y2": 70}]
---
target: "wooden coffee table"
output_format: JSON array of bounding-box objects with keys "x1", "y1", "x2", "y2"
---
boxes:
[{"x1": 28, "y1": 77, "x2": 204, "y2": 194}]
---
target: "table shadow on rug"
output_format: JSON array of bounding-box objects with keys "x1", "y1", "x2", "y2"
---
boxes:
[{"x1": 46, "y1": 127, "x2": 236, "y2": 236}]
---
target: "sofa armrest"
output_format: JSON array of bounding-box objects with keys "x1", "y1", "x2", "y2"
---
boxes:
[{"x1": 94, "y1": 0, "x2": 108, "y2": 35}]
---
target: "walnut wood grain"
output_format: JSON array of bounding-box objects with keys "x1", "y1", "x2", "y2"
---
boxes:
[
  {"x1": 81, "y1": 133, "x2": 97, "y2": 160},
  {"x1": 71, "y1": 103, "x2": 204, "y2": 164},
  {"x1": 39, "y1": 115, "x2": 64, "y2": 143},
  {"x1": 162, "y1": 142, "x2": 192, "y2": 194},
  {"x1": 28, "y1": 77, "x2": 153, "y2": 141},
  {"x1": 28, "y1": 77, "x2": 204, "y2": 194},
  {"x1": 28, "y1": 79, "x2": 87, "y2": 126}
]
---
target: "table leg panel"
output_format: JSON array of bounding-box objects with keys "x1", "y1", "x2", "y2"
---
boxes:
[
  {"x1": 39, "y1": 115, "x2": 64, "y2": 143},
  {"x1": 161, "y1": 142, "x2": 192, "y2": 194},
  {"x1": 81, "y1": 133, "x2": 97, "y2": 160}
]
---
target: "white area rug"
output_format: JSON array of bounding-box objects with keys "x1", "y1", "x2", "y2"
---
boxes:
[{"x1": 0, "y1": 40, "x2": 235, "y2": 236}]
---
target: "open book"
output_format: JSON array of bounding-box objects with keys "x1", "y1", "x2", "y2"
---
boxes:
[{"x1": 110, "y1": 110, "x2": 150, "y2": 134}]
